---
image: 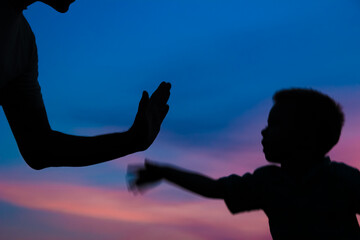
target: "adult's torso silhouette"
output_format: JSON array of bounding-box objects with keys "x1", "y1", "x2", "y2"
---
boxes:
[{"x1": 0, "y1": 1, "x2": 38, "y2": 101}]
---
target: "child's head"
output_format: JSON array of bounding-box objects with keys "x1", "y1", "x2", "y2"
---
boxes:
[{"x1": 261, "y1": 88, "x2": 344, "y2": 164}]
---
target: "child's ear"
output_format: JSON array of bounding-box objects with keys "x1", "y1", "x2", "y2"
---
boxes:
[{"x1": 302, "y1": 130, "x2": 321, "y2": 156}]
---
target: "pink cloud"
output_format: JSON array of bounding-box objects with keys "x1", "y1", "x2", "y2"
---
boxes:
[{"x1": 0, "y1": 180, "x2": 271, "y2": 240}]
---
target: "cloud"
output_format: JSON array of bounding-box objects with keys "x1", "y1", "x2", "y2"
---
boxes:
[{"x1": 0, "y1": 180, "x2": 271, "y2": 239}]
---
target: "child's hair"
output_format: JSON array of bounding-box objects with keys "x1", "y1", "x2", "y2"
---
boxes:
[{"x1": 273, "y1": 88, "x2": 345, "y2": 155}]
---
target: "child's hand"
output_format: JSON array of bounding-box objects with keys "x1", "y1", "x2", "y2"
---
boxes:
[{"x1": 127, "y1": 159, "x2": 163, "y2": 194}]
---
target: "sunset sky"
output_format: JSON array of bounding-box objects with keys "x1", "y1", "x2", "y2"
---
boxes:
[{"x1": 1, "y1": 0, "x2": 360, "y2": 239}]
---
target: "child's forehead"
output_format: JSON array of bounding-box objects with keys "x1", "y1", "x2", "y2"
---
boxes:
[{"x1": 268, "y1": 103, "x2": 298, "y2": 122}]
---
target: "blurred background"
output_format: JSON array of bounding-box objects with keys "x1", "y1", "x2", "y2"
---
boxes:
[{"x1": 1, "y1": 0, "x2": 360, "y2": 239}]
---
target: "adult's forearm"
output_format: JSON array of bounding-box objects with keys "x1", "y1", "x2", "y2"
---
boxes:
[
  {"x1": 21, "y1": 130, "x2": 140, "y2": 169},
  {"x1": 3, "y1": 80, "x2": 170, "y2": 169}
]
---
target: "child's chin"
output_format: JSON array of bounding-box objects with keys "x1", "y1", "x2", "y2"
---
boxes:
[
  {"x1": 266, "y1": 158, "x2": 282, "y2": 164},
  {"x1": 264, "y1": 153, "x2": 282, "y2": 164}
]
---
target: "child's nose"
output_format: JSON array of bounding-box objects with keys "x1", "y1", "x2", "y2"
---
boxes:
[{"x1": 261, "y1": 128, "x2": 267, "y2": 137}]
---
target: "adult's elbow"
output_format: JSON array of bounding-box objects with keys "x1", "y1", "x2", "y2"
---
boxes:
[
  {"x1": 28, "y1": 162, "x2": 46, "y2": 170},
  {"x1": 15, "y1": 131, "x2": 55, "y2": 170},
  {"x1": 20, "y1": 150, "x2": 49, "y2": 170}
]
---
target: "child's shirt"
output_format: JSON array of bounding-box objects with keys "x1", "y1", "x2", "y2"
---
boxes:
[{"x1": 219, "y1": 157, "x2": 360, "y2": 239}]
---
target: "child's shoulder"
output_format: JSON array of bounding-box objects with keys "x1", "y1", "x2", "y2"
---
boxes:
[
  {"x1": 253, "y1": 164, "x2": 281, "y2": 178},
  {"x1": 328, "y1": 160, "x2": 360, "y2": 180},
  {"x1": 329, "y1": 160, "x2": 358, "y2": 169}
]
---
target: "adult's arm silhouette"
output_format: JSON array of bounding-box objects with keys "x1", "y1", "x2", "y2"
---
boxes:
[
  {"x1": 3, "y1": 82, "x2": 170, "y2": 170},
  {"x1": 128, "y1": 159, "x2": 225, "y2": 199},
  {"x1": 0, "y1": 1, "x2": 171, "y2": 169}
]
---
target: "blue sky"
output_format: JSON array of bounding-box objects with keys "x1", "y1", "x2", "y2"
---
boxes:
[{"x1": 1, "y1": 0, "x2": 360, "y2": 239}]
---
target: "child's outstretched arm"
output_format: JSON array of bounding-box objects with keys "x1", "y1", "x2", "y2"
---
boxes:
[{"x1": 127, "y1": 159, "x2": 225, "y2": 199}]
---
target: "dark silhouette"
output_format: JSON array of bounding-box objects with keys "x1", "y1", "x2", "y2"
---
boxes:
[
  {"x1": 0, "y1": 0, "x2": 171, "y2": 170},
  {"x1": 128, "y1": 89, "x2": 360, "y2": 240}
]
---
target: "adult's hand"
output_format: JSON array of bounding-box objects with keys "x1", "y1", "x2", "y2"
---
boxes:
[{"x1": 129, "y1": 82, "x2": 171, "y2": 152}]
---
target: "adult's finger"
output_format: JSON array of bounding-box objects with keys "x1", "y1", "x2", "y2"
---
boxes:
[
  {"x1": 154, "y1": 104, "x2": 169, "y2": 126},
  {"x1": 138, "y1": 91, "x2": 149, "y2": 113},
  {"x1": 150, "y1": 82, "x2": 171, "y2": 105}
]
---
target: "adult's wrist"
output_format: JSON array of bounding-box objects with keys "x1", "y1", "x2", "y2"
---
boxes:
[{"x1": 124, "y1": 129, "x2": 143, "y2": 153}]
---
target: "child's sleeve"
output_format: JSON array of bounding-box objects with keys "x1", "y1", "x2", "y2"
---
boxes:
[
  {"x1": 352, "y1": 167, "x2": 360, "y2": 214},
  {"x1": 218, "y1": 170, "x2": 265, "y2": 214},
  {"x1": 343, "y1": 164, "x2": 360, "y2": 214},
  {"x1": 332, "y1": 162, "x2": 360, "y2": 214}
]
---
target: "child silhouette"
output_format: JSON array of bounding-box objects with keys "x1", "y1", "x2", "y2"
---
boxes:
[
  {"x1": 0, "y1": 0, "x2": 171, "y2": 169},
  {"x1": 128, "y1": 89, "x2": 360, "y2": 240}
]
